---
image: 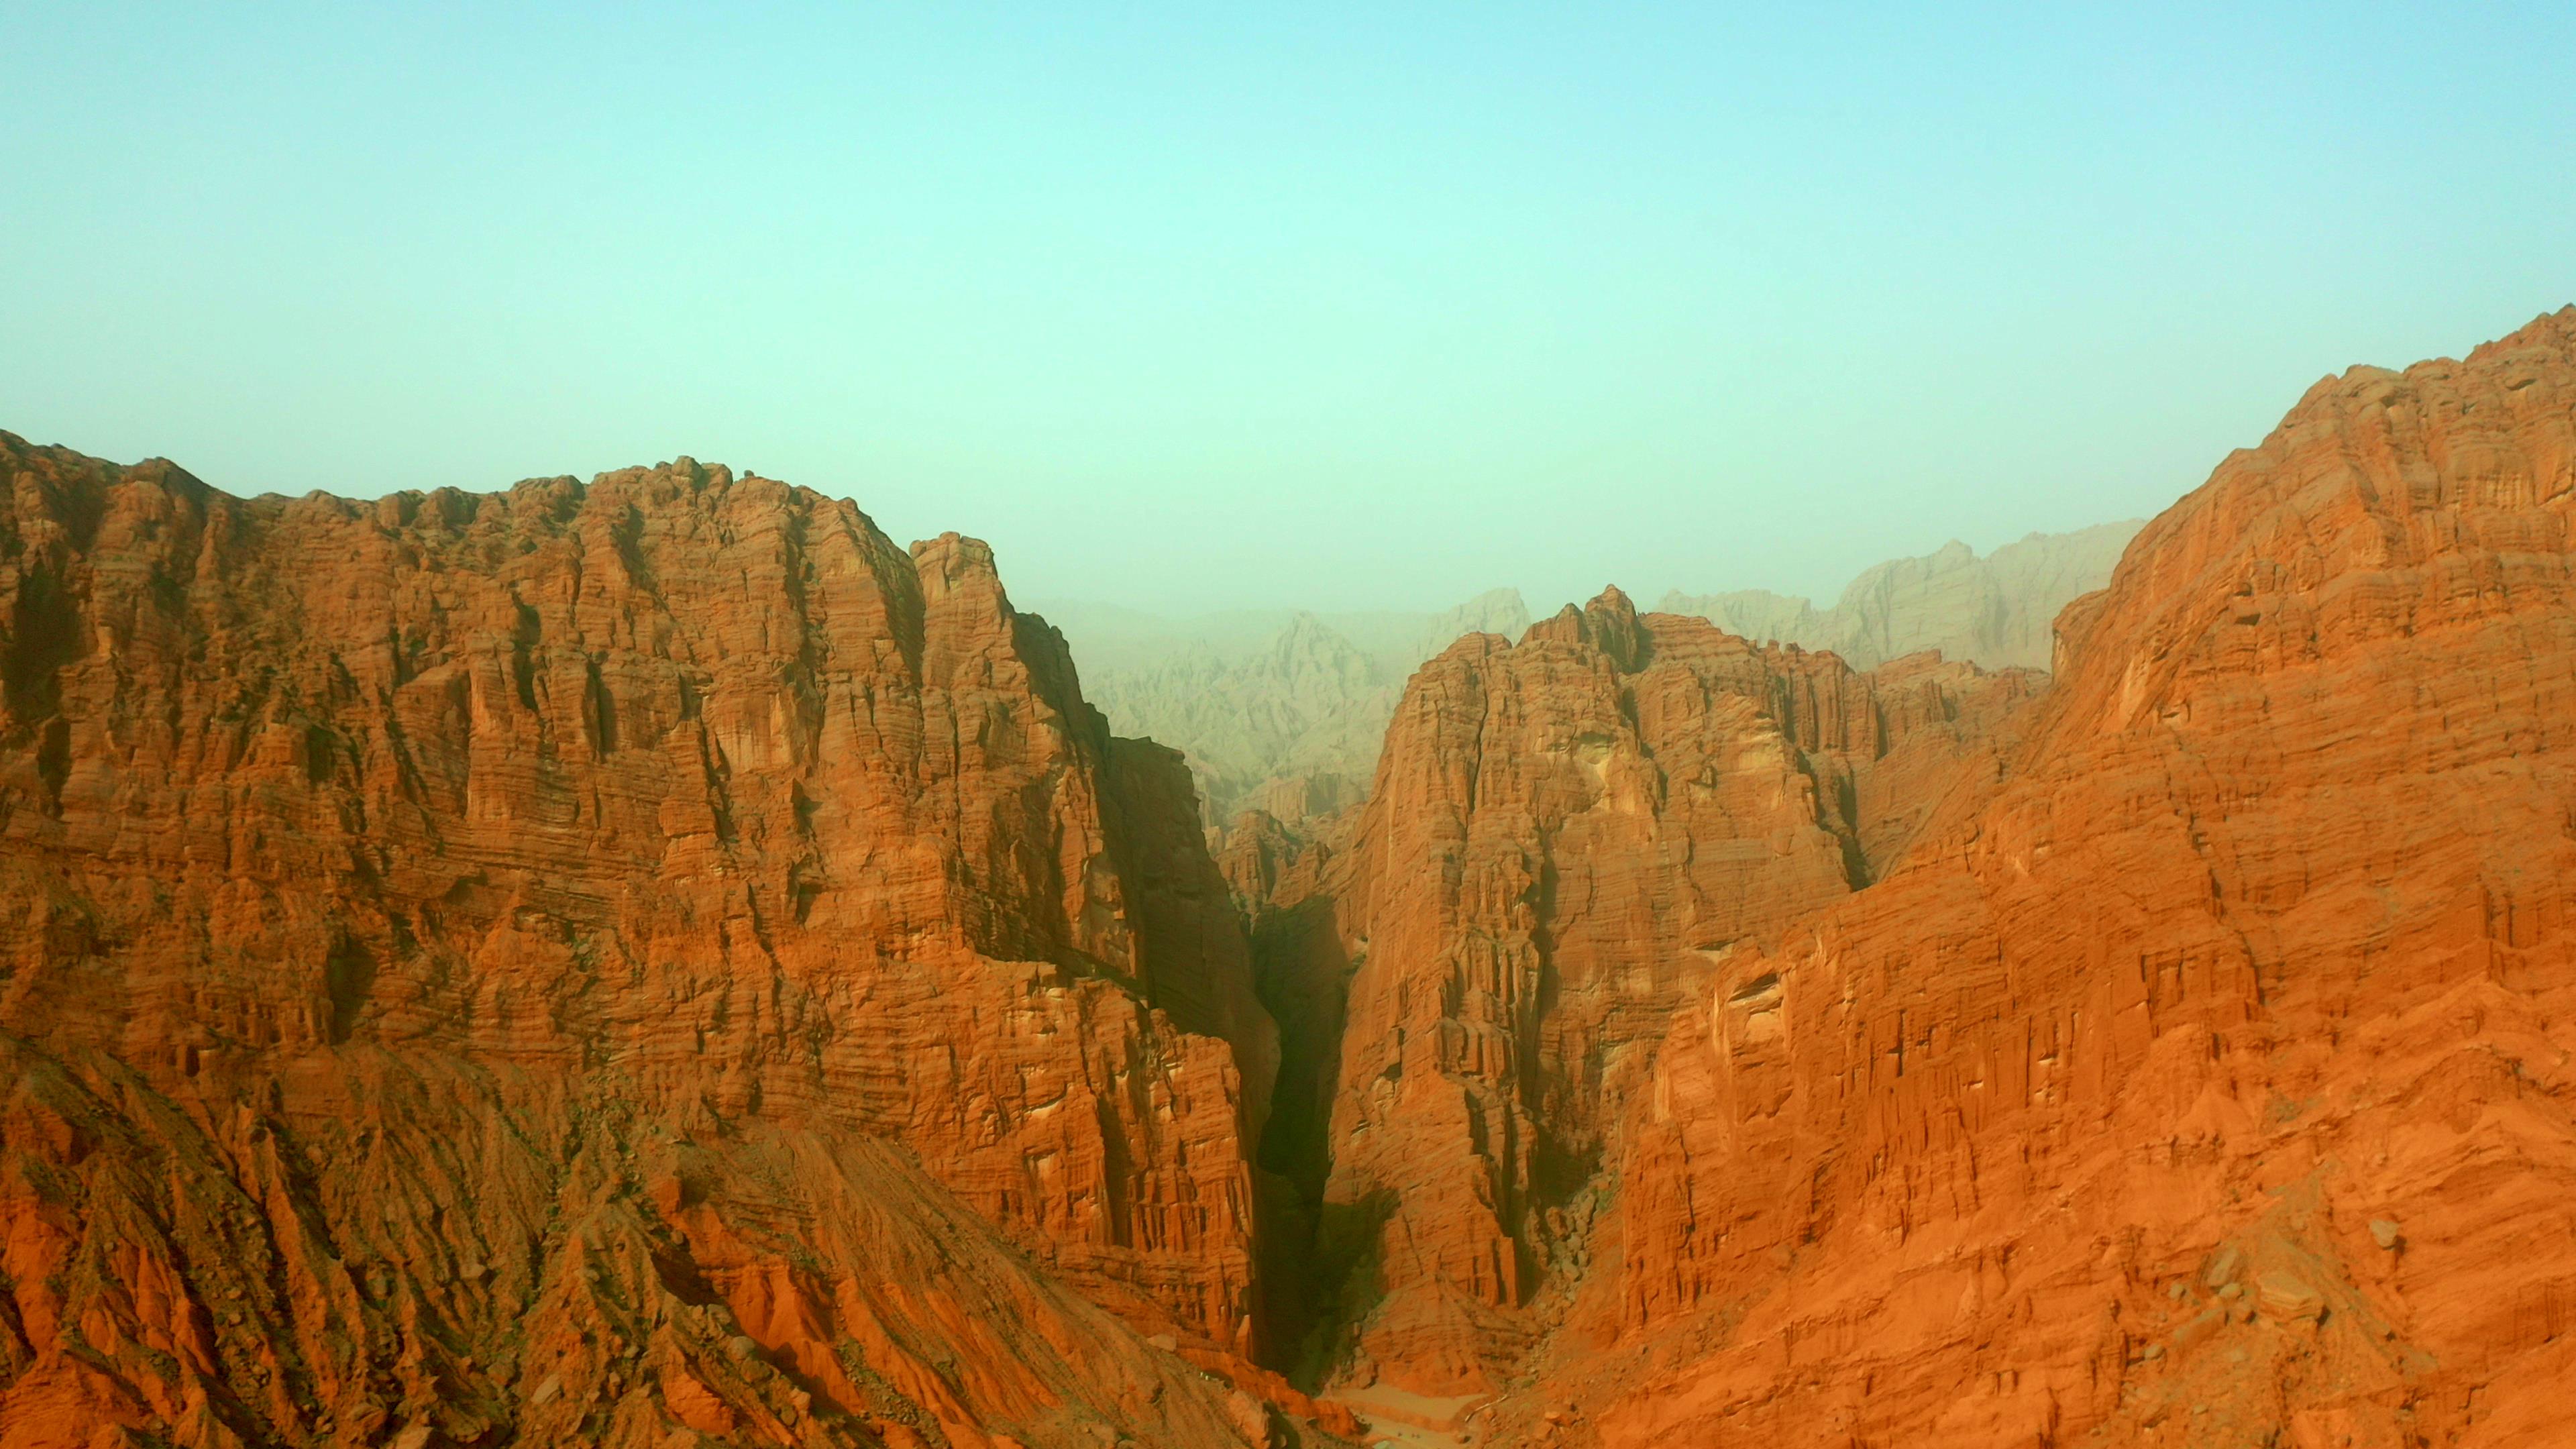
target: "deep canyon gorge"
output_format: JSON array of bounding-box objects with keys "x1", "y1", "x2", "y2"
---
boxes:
[{"x1": 3, "y1": 308, "x2": 2574, "y2": 1449}]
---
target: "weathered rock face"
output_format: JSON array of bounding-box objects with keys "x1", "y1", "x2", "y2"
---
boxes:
[
  {"x1": 0, "y1": 443, "x2": 1299, "y2": 1448},
  {"x1": 1281, "y1": 587, "x2": 2037, "y2": 1394},
  {"x1": 1555, "y1": 309, "x2": 2576, "y2": 1446}
]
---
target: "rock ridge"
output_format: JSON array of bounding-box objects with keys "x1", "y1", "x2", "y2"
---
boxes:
[{"x1": 1246, "y1": 579, "x2": 2038, "y2": 1395}]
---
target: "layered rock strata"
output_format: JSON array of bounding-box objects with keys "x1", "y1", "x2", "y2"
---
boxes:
[
  {"x1": 0, "y1": 442, "x2": 1303, "y2": 1448},
  {"x1": 1269, "y1": 588, "x2": 2036, "y2": 1393},
  {"x1": 1554, "y1": 309, "x2": 2576, "y2": 1446}
]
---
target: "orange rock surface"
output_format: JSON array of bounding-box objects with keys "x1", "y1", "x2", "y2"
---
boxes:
[
  {"x1": 1266, "y1": 586, "x2": 2035, "y2": 1395},
  {"x1": 1534, "y1": 308, "x2": 2576, "y2": 1446},
  {"x1": 1214, "y1": 310, "x2": 2576, "y2": 1448},
  {"x1": 0, "y1": 447, "x2": 1311, "y2": 1448}
]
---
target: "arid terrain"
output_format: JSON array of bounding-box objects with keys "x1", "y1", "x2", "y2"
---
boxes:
[{"x1": 3, "y1": 308, "x2": 2573, "y2": 1448}]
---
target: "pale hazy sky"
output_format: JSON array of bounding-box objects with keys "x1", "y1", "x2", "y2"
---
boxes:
[{"x1": 6, "y1": 3, "x2": 2572, "y2": 614}]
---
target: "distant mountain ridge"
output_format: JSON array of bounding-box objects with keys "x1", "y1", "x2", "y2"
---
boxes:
[
  {"x1": 1055, "y1": 528, "x2": 2137, "y2": 822},
  {"x1": 1658, "y1": 521, "x2": 2143, "y2": 672},
  {"x1": 1064, "y1": 589, "x2": 1535, "y2": 822},
  {"x1": 1028, "y1": 588, "x2": 1531, "y2": 679}
]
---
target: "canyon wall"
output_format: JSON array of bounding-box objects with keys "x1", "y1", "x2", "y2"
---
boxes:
[
  {"x1": 1257, "y1": 587, "x2": 2037, "y2": 1395},
  {"x1": 1536, "y1": 308, "x2": 2576, "y2": 1446},
  {"x1": 0, "y1": 443, "x2": 1316, "y2": 1449},
  {"x1": 1220, "y1": 311, "x2": 2576, "y2": 1449}
]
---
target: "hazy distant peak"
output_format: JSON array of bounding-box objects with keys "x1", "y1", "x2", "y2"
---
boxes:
[
  {"x1": 1416, "y1": 586, "x2": 1533, "y2": 663},
  {"x1": 1268, "y1": 612, "x2": 1373, "y2": 676},
  {"x1": 1661, "y1": 521, "x2": 2142, "y2": 672},
  {"x1": 1430, "y1": 585, "x2": 1530, "y2": 629}
]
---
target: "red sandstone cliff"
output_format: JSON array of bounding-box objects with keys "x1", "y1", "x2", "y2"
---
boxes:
[
  {"x1": 1218, "y1": 311, "x2": 2576, "y2": 1449},
  {"x1": 1259, "y1": 586, "x2": 2035, "y2": 1397},
  {"x1": 1524, "y1": 308, "x2": 2576, "y2": 1446},
  {"x1": 0, "y1": 445, "x2": 1313, "y2": 1448}
]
